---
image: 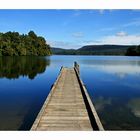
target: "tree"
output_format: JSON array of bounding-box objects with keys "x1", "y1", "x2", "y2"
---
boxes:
[
  {"x1": 0, "y1": 31, "x2": 51, "y2": 56},
  {"x1": 126, "y1": 45, "x2": 140, "y2": 56}
]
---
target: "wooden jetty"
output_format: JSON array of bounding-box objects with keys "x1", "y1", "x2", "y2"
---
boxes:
[{"x1": 31, "y1": 62, "x2": 104, "y2": 131}]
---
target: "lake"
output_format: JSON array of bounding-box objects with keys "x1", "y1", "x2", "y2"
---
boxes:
[{"x1": 0, "y1": 55, "x2": 140, "y2": 130}]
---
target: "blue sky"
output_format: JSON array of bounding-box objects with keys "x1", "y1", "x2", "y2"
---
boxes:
[{"x1": 0, "y1": 10, "x2": 140, "y2": 49}]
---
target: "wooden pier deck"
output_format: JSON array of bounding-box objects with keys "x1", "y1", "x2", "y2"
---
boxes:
[{"x1": 31, "y1": 63, "x2": 104, "y2": 131}]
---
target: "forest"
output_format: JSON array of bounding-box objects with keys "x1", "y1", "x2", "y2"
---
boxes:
[
  {"x1": 126, "y1": 45, "x2": 140, "y2": 56},
  {"x1": 0, "y1": 31, "x2": 51, "y2": 56},
  {"x1": 52, "y1": 45, "x2": 140, "y2": 56}
]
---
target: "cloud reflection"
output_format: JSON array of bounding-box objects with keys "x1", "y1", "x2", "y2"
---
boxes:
[
  {"x1": 82, "y1": 59, "x2": 140, "y2": 78},
  {"x1": 128, "y1": 98, "x2": 140, "y2": 118},
  {"x1": 94, "y1": 96, "x2": 111, "y2": 111}
]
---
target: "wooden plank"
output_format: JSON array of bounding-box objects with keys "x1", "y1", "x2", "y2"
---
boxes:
[{"x1": 31, "y1": 64, "x2": 104, "y2": 131}]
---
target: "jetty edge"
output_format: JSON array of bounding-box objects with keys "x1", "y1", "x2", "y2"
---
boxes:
[
  {"x1": 74, "y1": 62, "x2": 104, "y2": 130},
  {"x1": 31, "y1": 62, "x2": 104, "y2": 131}
]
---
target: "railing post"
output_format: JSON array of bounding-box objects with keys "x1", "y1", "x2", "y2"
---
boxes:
[{"x1": 74, "y1": 61, "x2": 80, "y2": 74}]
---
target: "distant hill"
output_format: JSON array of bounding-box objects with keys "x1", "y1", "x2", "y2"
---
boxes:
[
  {"x1": 51, "y1": 45, "x2": 137, "y2": 55},
  {"x1": 51, "y1": 47, "x2": 76, "y2": 55}
]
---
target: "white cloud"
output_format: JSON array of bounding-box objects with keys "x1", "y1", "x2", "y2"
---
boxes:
[
  {"x1": 99, "y1": 9, "x2": 104, "y2": 14},
  {"x1": 72, "y1": 32, "x2": 84, "y2": 38},
  {"x1": 123, "y1": 18, "x2": 140, "y2": 27},
  {"x1": 100, "y1": 27, "x2": 117, "y2": 32},
  {"x1": 48, "y1": 40, "x2": 81, "y2": 49},
  {"x1": 72, "y1": 10, "x2": 81, "y2": 17},
  {"x1": 98, "y1": 9, "x2": 116, "y2": 15},
  {"x1": 116, "y1": 31, "x2": 128, "y2": 37},
  {"x1": 89, "y1": 31, "x2": 140, "y2": 45},
  {"x1": 100, "y1": 34, "x2": 140, "y2": 45},
  {"x1": 100, "y1": 18, "x2": 140, "y2": 33},
  {"x1": 73, "y1": 12, "x2": 81, "y2": 17}
]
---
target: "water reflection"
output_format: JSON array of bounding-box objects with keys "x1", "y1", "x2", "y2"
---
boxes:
[
  {"x1": 0, "y1": 55, "x2": 140, "y2": 130},
  {"x1": 79, "y1": 56, "x2": 140, "y2": 130},
  {"x1": 0, "y1": 56, "x2": 50, "y2": 79},
  {"x1": 92, "y1": 65, "x2": 140, "y2": 77},
  {"x1": 93, "y1": 96, "x2": 111, "y2": 111},
  {"x1": 80, "y1": 59, "x2": 140, "y2": 78},
  {"x1": 128, "y1": 98, "x2": 140, "y2": 118},
  {"x1": 0, "y1": 56, "x2": 52, "y2": 130}
]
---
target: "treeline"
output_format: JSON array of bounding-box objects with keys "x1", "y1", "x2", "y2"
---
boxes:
[
  {"x1": 52, "y1": 45, "x2": 135, "y2": 55},
  {"x1": 52, "y1": 45, "x2": 140, "y2": 56},
  {"x1": 0, "y1": 31, "x2": 51, "y2": 56},
  {"x1": 126, "y1": 45, "x2": 140, "y2": 56}
]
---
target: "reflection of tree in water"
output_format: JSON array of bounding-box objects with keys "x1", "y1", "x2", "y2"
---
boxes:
[{"x1": 0, "y1": 56, "x2": 50, "y2": 79}]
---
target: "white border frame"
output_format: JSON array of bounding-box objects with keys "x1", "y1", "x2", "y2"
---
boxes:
[{"x1": 0, "y1": 0, "x2": 140, "y2": 9}]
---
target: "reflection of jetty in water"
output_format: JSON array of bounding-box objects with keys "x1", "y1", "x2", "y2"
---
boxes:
[{"x1": 0, "y1": 56, "x2": 50, "y2": 79}]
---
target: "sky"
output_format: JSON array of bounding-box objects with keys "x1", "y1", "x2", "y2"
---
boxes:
[{"x1": 0, "y1": 10, "x2": 140, "y2": 49}]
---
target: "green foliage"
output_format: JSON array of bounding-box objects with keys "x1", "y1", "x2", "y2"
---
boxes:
[
  {"x1": 0, "y1": 31, "x2": 51, "y2": 56},
  {"x1": 126, "y1": 45, "x2": 140, "y2": 56}
]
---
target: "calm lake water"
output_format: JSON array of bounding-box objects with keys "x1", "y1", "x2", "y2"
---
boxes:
[{"x1": 0, "y1": 55, "x2": 140, "y2": 130}]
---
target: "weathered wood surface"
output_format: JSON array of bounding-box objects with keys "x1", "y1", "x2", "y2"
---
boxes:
[{"x1": 31, "y1": 65, "x2": 104, "y2": 131}]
